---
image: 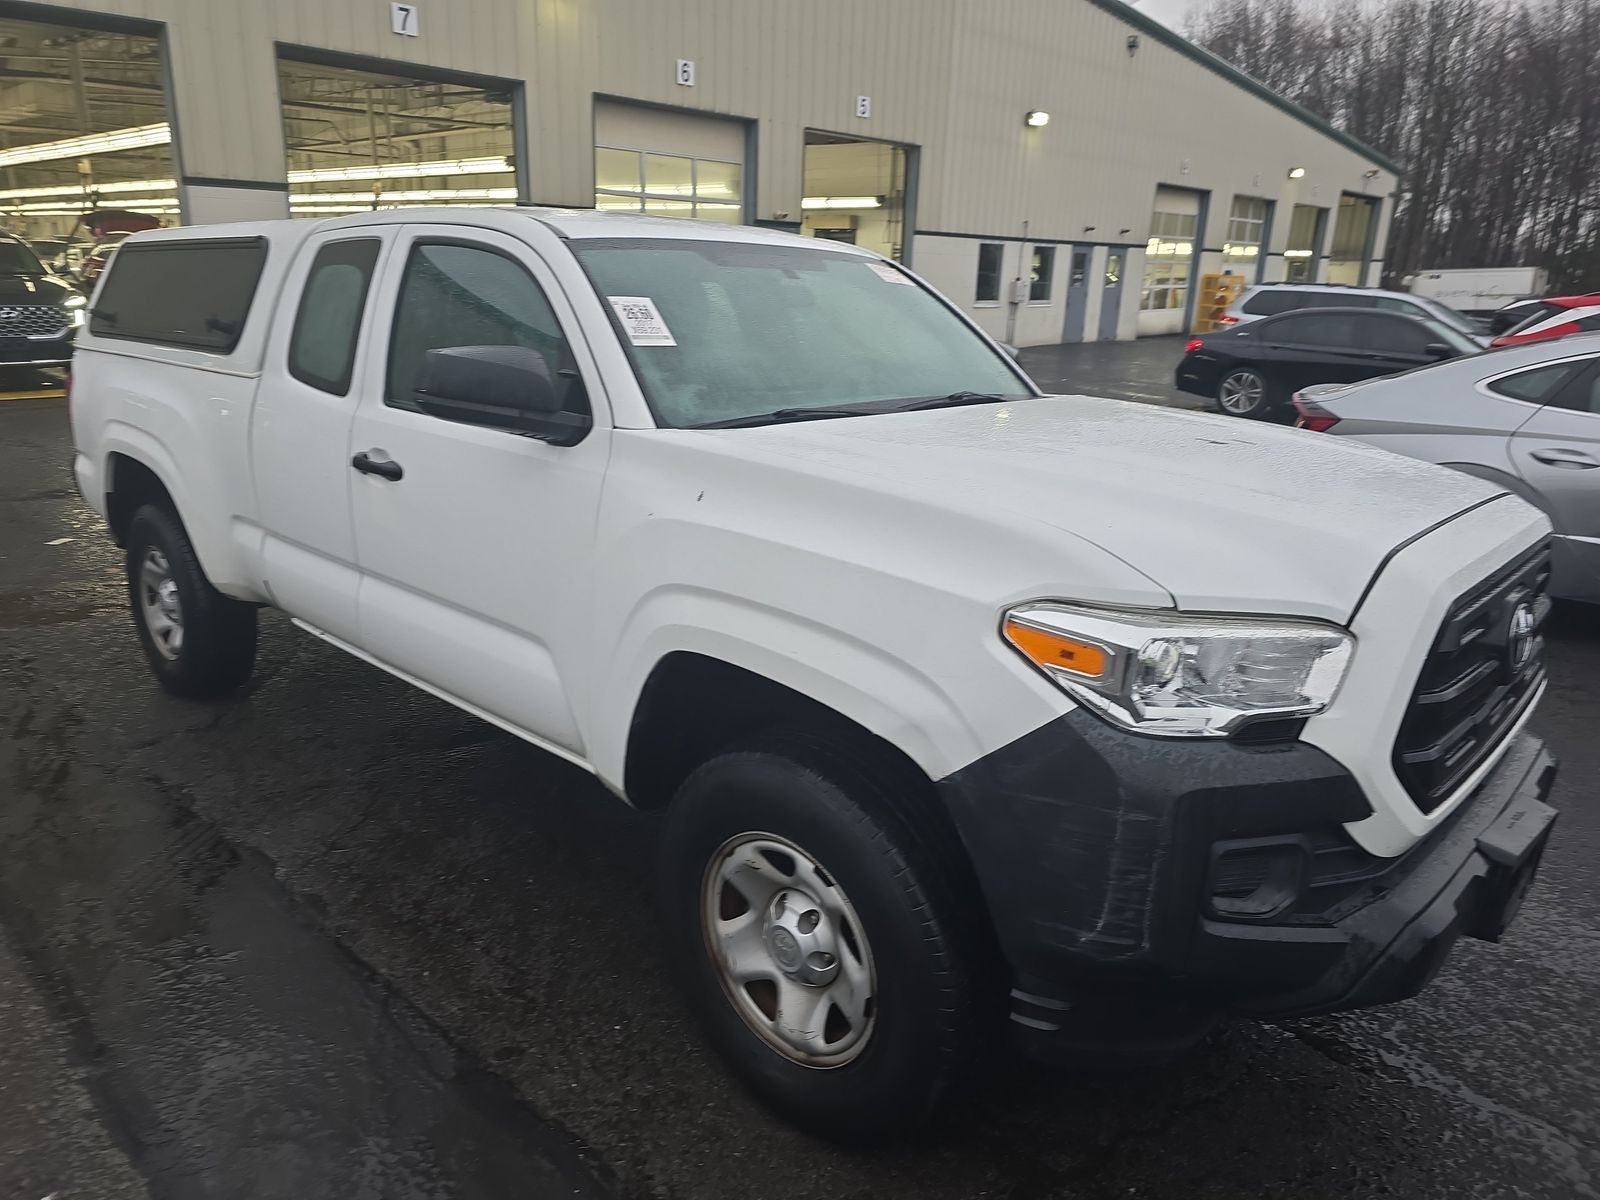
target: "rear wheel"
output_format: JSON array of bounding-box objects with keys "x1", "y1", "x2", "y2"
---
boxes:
[
  {"x1": 660, "y1": 730, "x2": 992, "y2": 1142},
  {"x1": 1215, "y1": 366, "x2": 1274, "y2": 418},
  {"x1": 126, "y1": 504, "x2": 257, "y2": 699}
]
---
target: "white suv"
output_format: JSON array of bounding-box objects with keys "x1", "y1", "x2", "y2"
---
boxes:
[
  {"x1": 1223, "y1": 283, "x2": 1489, "y2": 342},
  {"x1": 71, "y1": 209, "x2": 1557, "y2": 1141}
]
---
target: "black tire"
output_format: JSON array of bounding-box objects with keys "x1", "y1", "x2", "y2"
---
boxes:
[
  {"x1": 125, "y1": 503, "x2": 257, "y2": 699},
  {"x1": 660, "y1": 729, "x2": 993, "y2": 1143},
  {"x1": 1213, "y1": 365, "x2": 1276, "y2": 418}
]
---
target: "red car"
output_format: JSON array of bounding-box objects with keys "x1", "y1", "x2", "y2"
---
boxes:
[{"x1": 1489, "y1": 295, "x2": 1600, "y2": 347}]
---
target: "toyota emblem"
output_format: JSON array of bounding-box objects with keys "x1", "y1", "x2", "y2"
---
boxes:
[
  {"x1": 0, "y1": 307, "x2": 18, "y2": 321},
  {"x1": 1507, "y1": 602, "x2": 1537, "y2": 671}
]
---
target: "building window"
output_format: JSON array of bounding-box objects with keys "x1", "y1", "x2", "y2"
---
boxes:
[
  {"x1": 1285, "y1": 204, "x2": 1322, "y2": 283},
  {"x1": 1029, "y1": 246, "x2": 1055, "y2": 302},
  {"x1": 1140, "y1": 209, "x2": 1197, "y2": 312},
  {"x1": 1223, "y1": 196, "x2": 1268, "y2": 274},
  {"x1": 594, "y1": 146, "x2": 743, "y2": 223},
  {"x1": 976, "y1": 242, "x2": 1003, "y2": 303}
]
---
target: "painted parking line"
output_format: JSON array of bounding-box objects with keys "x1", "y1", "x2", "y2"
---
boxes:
[{"x1": 0, "y1": 388, "x2": 67, "y2": 401}]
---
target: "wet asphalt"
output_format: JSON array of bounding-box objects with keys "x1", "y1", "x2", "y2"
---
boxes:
[{"x1": 2, "y1": 341, "x2": 1598, "y2": 1199}]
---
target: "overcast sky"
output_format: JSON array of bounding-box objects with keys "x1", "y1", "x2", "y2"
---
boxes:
[{"x1": 1129, "y1": 0, "x2": 1195, "y2": 29}]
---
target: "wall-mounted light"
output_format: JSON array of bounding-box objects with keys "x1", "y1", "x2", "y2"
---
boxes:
[
  {"x1": 1126, "y1": 34, "x2": 1141, "y2": 55},
  {"x1": 801, "y1": 195, "x2": 883, "y2": 210},
  {"x1": 1119, "y1": 227, "x2": 1132, "y2": 235},
  {"x1": 1025, "y1": 110, "x2": 1050, "y2": 128},
  {"x1": 1287, "y1": 166, "x2": 1307, "y2": 179},
  {"x1": 1083, "y1": 225, "x2": 1097, "y2": 233},
  {"x1": 1362, "y1": 168, "x2": 1381, "y2": 180}
]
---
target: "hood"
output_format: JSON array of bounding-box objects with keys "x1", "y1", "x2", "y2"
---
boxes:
[
  {"x1": 0, "y1": 272, "x2": 77, "y2": 306},
  {"x1": 701, "y1": 396, "x2": 1507, "y2": 623}
]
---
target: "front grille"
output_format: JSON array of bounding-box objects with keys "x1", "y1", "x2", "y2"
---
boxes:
[
  {"x1": 1392, "y1": 541, "x2": 1550, "y2": 813},
  {"x1": 0, "y1": 304, "x2": 68, "y2": 337}
]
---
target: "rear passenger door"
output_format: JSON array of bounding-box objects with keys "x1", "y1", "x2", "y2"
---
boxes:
[
  {"x1": 1353, "y1": 312, "x2": 1443, "y2": 375},
  {"x1": 1508, "y1": 361, "x2": 1600, "y2": 600},
  {"x1": 252, "y1": 228, "x2": 393, "y2": 641},
  {"x1": 1257, "y1": 312, "x2": 1371, "y2": 389},
  {"x1": 345, "y1": 224, "x2": 611, "y2": 757}
]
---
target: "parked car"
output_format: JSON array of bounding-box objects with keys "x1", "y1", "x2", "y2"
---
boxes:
[
  {"x1": 77, "y1": 242, "x2": 118, "y2": 288},
  {"x1": 1219, "y1": 282, "x2": 1488, "y2": 343},
  {"x1": 1176, "y1": 306, "x2": 1482, "y2": 417},
  {"x1": 1481, "y1": 295, "x2": 1600, "y2": 337},
  {"x1": 72, "y1": 211, "x2": 1557, "y2": 1141},
  {"x1": 0, "y1": 232, "x2": 85, "y2": 369},
  {"x1": 1294, "y1": 334, "x2": 1600, "y2": 602},
  {"x1": 1489, "y1": 297, "x2": 1600, "y2": 348}
]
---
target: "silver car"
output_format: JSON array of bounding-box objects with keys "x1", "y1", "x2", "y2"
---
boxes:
[
  {"x1": 1294, "y1": 333, "x2": 1600, "y2": 601},
  {"x1": 1223, "y1": 283, "x2": 1490, "y2": 345}
]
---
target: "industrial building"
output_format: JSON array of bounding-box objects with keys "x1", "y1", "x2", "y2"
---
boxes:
[{"x1": 0, "y1": 0, "x2": 1399, "y2": 344}]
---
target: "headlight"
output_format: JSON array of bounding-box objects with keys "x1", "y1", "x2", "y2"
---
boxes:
[
  {"x1": 1002, "y1": 602, "x2": 1353, "y2": 737},
  {"x1": 64, "y1": 295, "x2": 87, "y2": 307},
  {"x1": 70, "y1": 307, "x2": 86, "y2": 328}
]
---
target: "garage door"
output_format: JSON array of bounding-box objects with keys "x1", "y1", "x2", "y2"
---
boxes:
[
  {"x1": 593, "y1": 100, "x2": 745, "y2": 224},
  {"x1": 1138, "y1": 185, "x2": 1203, "y2": 337}
]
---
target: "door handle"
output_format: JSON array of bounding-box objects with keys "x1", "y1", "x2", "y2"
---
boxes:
[
  {"x1": 351, "y1": 451, "x2": 404, "y2": 481},
  {"x1": 1530, "y1": 448, "x2": 1599, "y2": 469}
]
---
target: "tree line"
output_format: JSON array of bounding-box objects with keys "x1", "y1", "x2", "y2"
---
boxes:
[{"x1": 1185, "y1": 0, "x2": 1600, "y2": 291}]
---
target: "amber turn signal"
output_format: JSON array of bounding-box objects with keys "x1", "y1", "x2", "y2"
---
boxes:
[{"x1": 1003, "y1": 618, "x2": 1109, "y2": 679}]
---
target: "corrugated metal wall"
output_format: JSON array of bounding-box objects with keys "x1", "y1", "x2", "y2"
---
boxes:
[{"x1": 20, "y1": 0, "x2": 1397, "y2": 337}]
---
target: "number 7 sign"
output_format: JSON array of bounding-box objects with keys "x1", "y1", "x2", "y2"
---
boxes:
[{"x1": 391, "y1": 3, "x2": 420, "y2": 36}]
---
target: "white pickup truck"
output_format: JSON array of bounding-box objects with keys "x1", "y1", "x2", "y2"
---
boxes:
[{"x1": 72, "y1": 209, "x2": 1558, "y2": 1142}]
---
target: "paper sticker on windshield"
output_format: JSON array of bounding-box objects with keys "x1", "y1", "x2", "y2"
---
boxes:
[
  {"x1": 607, "y1": 296, "x2": 677, "y2": 346},
  {"x1": 864, "y1": 261, "x2": 914, "y2": 285}
]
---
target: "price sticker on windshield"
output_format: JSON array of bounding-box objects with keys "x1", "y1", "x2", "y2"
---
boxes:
[
  {"x1": 863, "y1": 261, "x2": 914, "y2": 285},
  {"x1": 607, "y1": 296, "x2": 677, "y2": 346}
]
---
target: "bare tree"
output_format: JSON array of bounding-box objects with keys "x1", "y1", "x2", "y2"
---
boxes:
[{"x1": 1186, "y1": 0, "x2": 1600, "y2": 291}]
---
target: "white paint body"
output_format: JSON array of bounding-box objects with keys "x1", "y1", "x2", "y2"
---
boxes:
[
  {"x1": 70, "y1": 209, "x2": 1549, "y2": 861},
  {"x1": 1406, "y1": 267, "x2": 1550, "y2": 311}
]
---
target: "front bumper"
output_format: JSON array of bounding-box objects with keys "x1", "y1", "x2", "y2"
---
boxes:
[
  {"x1": 937, "y1": 710, "x2": 1557, "y2": 1058},
  {"x1": 0, "y1": 329, "x2": 74, "y2": 367}
]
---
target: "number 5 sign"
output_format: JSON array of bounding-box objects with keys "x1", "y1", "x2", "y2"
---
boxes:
[{"x1": 391, "y1": 3, "x2": 420, "y2": 36}]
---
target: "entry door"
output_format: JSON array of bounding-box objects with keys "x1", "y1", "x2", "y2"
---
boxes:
[
  {"x1": 252, "y1": 228, "x2": 395, "y2": 642},
  {"x1": 1061, "y1": 247, "x2": 1090, "y2": 342},
  {"x1": 1509, "y1": 367, "x2": 1600, "y2": 598},
  {"x1": 1098, "y1": 251, "x2": 1124, "y2": 340},
  {"x1": 347, "y1": 225, "x2": 611, "y2": 755}
]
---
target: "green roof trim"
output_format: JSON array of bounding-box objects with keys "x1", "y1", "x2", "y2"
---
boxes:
[{"x1": 1084, "y1": 0, "x2": 1405, "y2": 177}]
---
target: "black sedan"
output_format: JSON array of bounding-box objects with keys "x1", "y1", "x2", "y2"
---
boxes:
[{"x1": 1175, "y1": 307, "x2": 1483, "y2": 418}]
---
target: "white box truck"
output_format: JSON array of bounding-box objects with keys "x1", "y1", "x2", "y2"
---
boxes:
[{"x1": 1407, "y1": 267, "x2": 1549, "y2": 313}]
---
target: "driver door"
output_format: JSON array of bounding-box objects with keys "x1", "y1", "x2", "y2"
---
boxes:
[{"x1": 346, "y1": 225, "x2": 611, "y2": 756}]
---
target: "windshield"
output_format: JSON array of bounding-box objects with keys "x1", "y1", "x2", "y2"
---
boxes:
[
  {"x1": 0, "y1": 241, "x2": 44, "y2": 276},
  {"x1": 1423, "y1": 318, "x2": 1484, "y2": 355},
  {"x1": 571, "y1": 238, "x2": 1034, "y2": 428},
  {"x1": 1422, "y1": 299, "x2": 1482, "y2": 337}
]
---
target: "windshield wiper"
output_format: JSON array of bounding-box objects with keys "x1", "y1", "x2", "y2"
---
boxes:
[
  {"x1": 890, "y1": 391, "x2": 1015, "y2": 411},
  {"x1": 691, "y1": 407, "x2": 877, "y2": 429}
]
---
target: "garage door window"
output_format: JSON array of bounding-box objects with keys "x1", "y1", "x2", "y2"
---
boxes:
[
  {"x1": 595, "y1": 146, "x2": 742, "y2": 223},
  {"x1": 1141, "y1": 210, "x2": 1196, "y2": 312},
  {"x1": 1223, "y1": 196, "x2": 1268, "y2": 274}
]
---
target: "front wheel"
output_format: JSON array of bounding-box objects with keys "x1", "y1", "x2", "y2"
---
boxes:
[
  {"x1": 660, "y1": 732, "x2": 992, "y2": 1142},
  {"x1": 126, "y1": 504, "x2": 258, "y2": 699},
  {"x1": 1214, "y1": 366, "x2": 1275, "y2": 418}
]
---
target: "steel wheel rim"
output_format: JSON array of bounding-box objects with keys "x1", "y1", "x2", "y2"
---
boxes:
[
  {"x1": 701, "y1": 831, "x2": 878, "y2": 1068},
  {"x1": 138, "y1": 548, "x2": 184, "y2": 661},
  {"x1": 1219, "y1": 371, "x2": 1264, "y2": 413}
]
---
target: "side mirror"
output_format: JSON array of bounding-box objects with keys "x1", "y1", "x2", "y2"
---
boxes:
[
  {"x1": 1424, "y1": 342, "x2": 1454, "y2": 359},
  {"x1": 413, "y1": 345, "x2": 590, "y2": 445}
]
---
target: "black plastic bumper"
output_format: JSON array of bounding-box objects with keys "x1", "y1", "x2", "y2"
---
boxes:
[
  {"x1": 0, "y1": 332, "x2": 74, "y2": 366},
  {"x1": 936, "y1": 710, "x2": 1557, "y2": 1057}
]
